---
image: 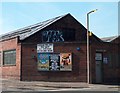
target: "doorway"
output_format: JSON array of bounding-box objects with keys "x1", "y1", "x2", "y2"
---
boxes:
[{"x1": 95, "y1": 53, "x2": 103, "y2": 83}]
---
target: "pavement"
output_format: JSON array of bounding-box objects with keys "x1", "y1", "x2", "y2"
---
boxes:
[{"x1": 0, "y1": 78, "x2": 120, "y2": 92}]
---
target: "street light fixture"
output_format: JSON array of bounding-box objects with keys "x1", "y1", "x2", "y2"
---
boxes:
[{"x1": 87, "y1": 9, "x2": 98, "y2": 84}]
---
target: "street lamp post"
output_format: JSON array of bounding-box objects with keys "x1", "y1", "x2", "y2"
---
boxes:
[{"x1": 87, "y1": 9, "x2": 97, "y2": 84}]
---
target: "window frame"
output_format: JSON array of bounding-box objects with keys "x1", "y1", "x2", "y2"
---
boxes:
[
  {"x1": 3, "y1": 49, "x2": 16, "y2": 66},
  {"x1": 0, "y1": 51, "x2": 1, "y2": 67}
]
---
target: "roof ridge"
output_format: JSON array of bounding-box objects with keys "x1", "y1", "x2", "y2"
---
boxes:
[
  {"x1": 101, "y1": 35, "x2": 119, "y2": 42},
  {"x1": 101, "y1": 35, "x2": 117, "y2": 38}
]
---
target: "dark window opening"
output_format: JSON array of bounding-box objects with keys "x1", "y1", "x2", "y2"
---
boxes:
[{"x1": 62, "y1": 28, "x2": 75, "y2": 41}]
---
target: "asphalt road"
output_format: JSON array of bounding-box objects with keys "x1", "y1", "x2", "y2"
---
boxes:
[
  {"x1": 1, "y1": 91, "x2": 120, "y2": 93},
  {"x1": 1, "y1": 87, "x2": 120, "y2": 93}
]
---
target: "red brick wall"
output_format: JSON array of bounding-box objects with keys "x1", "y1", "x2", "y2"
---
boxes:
[
  {"x1": 90, "y1": 42, "x2": 120, "y2": 83},
  {"x1": 21, "y1": 43, "x2": 87, "y2": 82},
  {"x1": 20, "y1": 14, "x2": 88, "y2": 82},
  {"x1": 21, "y1": 39, "x2": 119, "y2": 83},
  {"x1": 20, "y1": 14, "x2": 113, "y2": 82},
  {"x1": 0, "y1": 38, "x2": 21, "y2": 80}
]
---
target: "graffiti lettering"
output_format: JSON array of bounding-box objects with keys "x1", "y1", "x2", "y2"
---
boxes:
[{"x1": 42, "y1": 30, "x2": 64, "y2": 42}]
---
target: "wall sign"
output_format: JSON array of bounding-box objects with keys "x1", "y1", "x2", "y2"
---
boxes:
[
  {"x1": 95, "y1": 53, "x2": 102, "y2": 61},
  {"x1": 37, "y1": 44, "x2": 53, "y2": 53},
  {"x1": 103, "y1": 57, "x2": 108, "y2": 64}
]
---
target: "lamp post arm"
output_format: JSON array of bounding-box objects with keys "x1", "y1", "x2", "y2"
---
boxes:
[{"x1": 88, "y1": 9, "x2": 98, "y2": 14}]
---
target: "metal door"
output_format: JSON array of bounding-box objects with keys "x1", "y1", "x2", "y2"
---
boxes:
[{"x1": 95, "y1": 53, "x2": 102, "y2": 83}]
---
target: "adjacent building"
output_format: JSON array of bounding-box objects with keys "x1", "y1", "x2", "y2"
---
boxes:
[{"x1": 0, "y1": 14, "x2": 119, "y2": 84}]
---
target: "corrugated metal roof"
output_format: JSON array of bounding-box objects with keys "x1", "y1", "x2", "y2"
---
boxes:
[
  {"x1": 0, "y1": 14, "x2": 68, "y2": 41},
  {"x1": 101, "y1": 36, "x2": 119, "y2": 42}
]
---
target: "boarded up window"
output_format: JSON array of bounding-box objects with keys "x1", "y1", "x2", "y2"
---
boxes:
[
  {"x1": 115, "y1": 54, "x2": 120, "y2": 68},
  {"x1": 3, "y1": 50, "x2": 16, "y2": 65},
  {"x1": 108, "y1": 54, "x2": 113, "y2": 68},
  {"x1": 119, "y1": 55, "x2": 120, "y2": 67},
  {"x1": 62, "y1": 28, "x2": 75, "y2": 41},
  {"x1": 108, "y1": 53, "x2": 120, "y2": 68}
]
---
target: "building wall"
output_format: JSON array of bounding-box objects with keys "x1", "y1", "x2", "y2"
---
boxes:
[
  {"x1": 19, "y1": 15, "x2": 89, "y2": 82},
  {"x1": 21, "y1": 43, "x2": 87, "y2": 82},
  {"x1": 0, "y1": 14, "x2": 119, "y2": 83},
  {"x1": 90, "y1": 42, "x2": 120, "y2": 83},
  {"x1": 20, "y1": 14, "x2": 120, "y2": 83},
  {"x1": 0, "y1": 38, "x2": 21, "y2": 80}
]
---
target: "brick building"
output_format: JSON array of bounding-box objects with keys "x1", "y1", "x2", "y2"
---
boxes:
[{"x1": 0, "y1": 14, "x2": 119, "y2": 84}]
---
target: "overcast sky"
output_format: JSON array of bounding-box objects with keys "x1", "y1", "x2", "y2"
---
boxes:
[{"x1": 1, "y1": 2, "x2": 119, "y2": 38}]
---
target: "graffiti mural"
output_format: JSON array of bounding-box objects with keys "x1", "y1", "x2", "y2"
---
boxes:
[{"x1": 42, "y1": 30, "x2": 64, "y2": 42}]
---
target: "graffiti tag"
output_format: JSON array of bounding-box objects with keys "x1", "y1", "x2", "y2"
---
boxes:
[{"x1": 42, "y1": 30, "x2": 64, "y2": 42}]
